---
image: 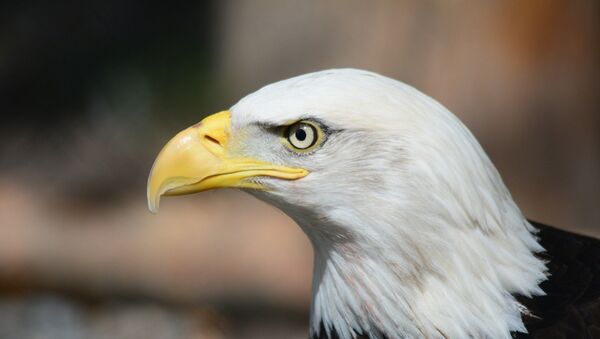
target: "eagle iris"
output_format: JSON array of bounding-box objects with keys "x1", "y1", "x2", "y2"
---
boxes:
[{"x1": 284, "y1": 121, "x2": 321, "y2": 151}]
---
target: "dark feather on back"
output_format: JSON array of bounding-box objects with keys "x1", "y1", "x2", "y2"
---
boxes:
[{"x1": 515, "y1": 220, "x2": 600, "y2": 338}]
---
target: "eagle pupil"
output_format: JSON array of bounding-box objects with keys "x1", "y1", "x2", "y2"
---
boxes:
[{"x1": 295, "y1": 128, "x2": 307, "y2": 141}]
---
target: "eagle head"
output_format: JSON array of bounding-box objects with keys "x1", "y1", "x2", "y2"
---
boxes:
[{"x1": 147, "y1": 69, "x2": 547, "y2": 339}]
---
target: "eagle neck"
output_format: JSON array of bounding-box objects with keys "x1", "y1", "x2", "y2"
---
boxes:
[{"x1": 301, "y1": 217, "x2": 547, "y2": 339}]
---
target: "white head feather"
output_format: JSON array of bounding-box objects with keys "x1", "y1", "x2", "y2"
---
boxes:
[{"x1": 230, "y1": 69, "x2": 547, "y2": 339}]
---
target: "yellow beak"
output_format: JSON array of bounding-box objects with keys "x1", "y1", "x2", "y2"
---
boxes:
[{"x1": 147, "y1": 111, "x2": 308, "y2": 213}]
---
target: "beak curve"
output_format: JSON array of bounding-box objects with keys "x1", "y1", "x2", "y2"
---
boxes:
[{"x1": 147, "y1": 111, "x2": 308, "y2": 213}]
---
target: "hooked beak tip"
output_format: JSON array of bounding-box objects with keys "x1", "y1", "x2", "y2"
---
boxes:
[
  {"x1": 148, "y1": 198, "x2": 159, "y2": 214},
  {"x1": 147, "y1": 183, "x2": 161, "y2": 214}
]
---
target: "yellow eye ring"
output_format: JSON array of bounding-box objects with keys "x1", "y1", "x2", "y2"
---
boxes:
[{"x1": 282, "y1": 120, "x2": 325, "y2": 153}]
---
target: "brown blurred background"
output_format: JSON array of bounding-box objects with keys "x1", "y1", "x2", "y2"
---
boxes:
[{"x1": 0, "y1": 1, "x2": 598, "y2": 338}]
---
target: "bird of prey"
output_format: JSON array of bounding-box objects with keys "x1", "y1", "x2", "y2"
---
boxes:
[{"x1": 147, "y1": 69, "x2": 600, "y2": 339}]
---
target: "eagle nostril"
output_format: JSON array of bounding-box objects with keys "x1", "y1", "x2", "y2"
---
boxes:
[{"x1": 204, "y1": 134, "x2": 222, "y2": 148}]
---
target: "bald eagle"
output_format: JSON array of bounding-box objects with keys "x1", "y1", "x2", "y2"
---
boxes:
[{"x1": 147, "y1": 69, "x2": 600, "y2": 339}]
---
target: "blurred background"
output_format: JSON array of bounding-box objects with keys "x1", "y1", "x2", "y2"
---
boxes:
[{"x1": 0, "y1": 0, "x2": 598, "y2": 338}]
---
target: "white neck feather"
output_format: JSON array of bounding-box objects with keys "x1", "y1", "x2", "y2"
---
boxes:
[{"x1": 304, "y1": 216, "x2": 546, "y2": 339}]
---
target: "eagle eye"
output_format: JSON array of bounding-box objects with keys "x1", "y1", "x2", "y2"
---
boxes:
[{"x1": 282, "y1": 121, "x2": 323, "y2": 152}]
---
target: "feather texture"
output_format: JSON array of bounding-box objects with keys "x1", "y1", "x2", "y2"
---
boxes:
[{"x1": 310, "y1": 221, "x2": 600, "y2": 339}]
